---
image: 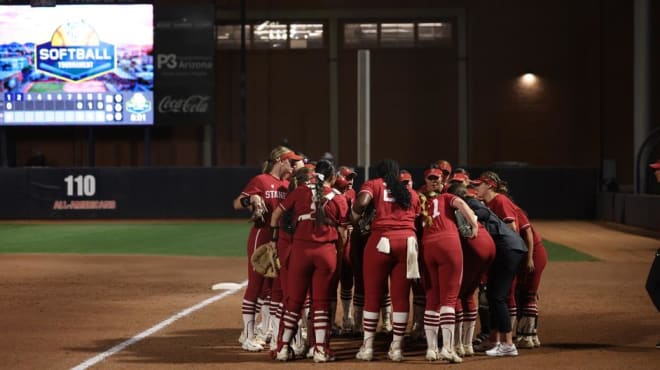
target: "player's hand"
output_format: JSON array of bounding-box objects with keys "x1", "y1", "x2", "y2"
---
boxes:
[{"x1": 526, "y1": 258, "x2": 535, "y2": 272}]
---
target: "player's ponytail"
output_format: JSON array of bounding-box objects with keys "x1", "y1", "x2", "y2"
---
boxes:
[
  {"x1": 376, "y1": 159, "x2": 411, "y2": 209},
  {"x1": 481, "y1": 171, "x2": 512, "y2": 198}
]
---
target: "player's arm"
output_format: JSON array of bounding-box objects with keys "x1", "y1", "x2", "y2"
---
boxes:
[
  {"x1": 522, "y1": 227, "x2": 535, "y2": 272},
  {"x1": 351, "y1": 191, "x2": 373, "y2": 224}
]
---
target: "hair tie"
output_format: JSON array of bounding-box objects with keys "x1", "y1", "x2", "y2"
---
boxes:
[{"x1": 317, "y1": 173, "x2": 325, "y2": 182}]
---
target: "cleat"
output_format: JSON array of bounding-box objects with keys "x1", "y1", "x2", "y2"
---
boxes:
[
  {"x1": 517, "y1": 336, "x2": 535, "y2": 349},
  {"x1": 425, "y1": 349, "x2": 440, "y2": 361},
  {"x1": 356, "y1": 345, "x2": 374, "y2": 361},
  {"x1": 485, "y1": 343, "x2": 518, "y2": 357},
  {"x1": 463, "y1": 344, "x2": 475, "y2": 356},
  {"x1": 238, "y1": 331, "x2": 245, "y2": 344},
  {"x1": 532, "y1": 335, "x2": 541, "y2": 348},
  {"x1": 291, "y1": 340, "x2": 307, "y2": 357},
  {"x1": 274, "y1": 344, "x2": 294, "y2": 361},
  {"x1": 387, "y1": 342, "x2": 404, "y2": 362},
  {"x1": 439, "y1": 347, "x2": 463, "y2": 363},
  {"x1": 241, "y1": 337, "x2": 264, "y2": 352},
  {"x1": 312, "y1": 346, "x2": 336, "y2": 363},
  {"x1": 455, "y1": 344, "x2": 466, "y2": 357}
]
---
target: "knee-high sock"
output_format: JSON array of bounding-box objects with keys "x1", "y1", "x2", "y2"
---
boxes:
[
  {"x1": 439, "y1": 306, "x2": 456, "y2": 352},
  {"x1": 362, "y1": 311, "x2": 379, "y2": 348},
  {"x1": 392, "y1": 312, "x2": 408, "y2": 342},
  {"x1": 242, "y1": 299, "x2": 257, "y2": 339},
  {"x1": 424, "y1": 310, "x2": 440, "y2": 351}
]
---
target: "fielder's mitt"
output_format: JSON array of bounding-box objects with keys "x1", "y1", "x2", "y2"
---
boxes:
[
  {"x1": 251, "y1": 241, "x2": 280, "y2": 278},
  {"x1": 454, "y1": 209, "x2": 473, "y2": 238}
]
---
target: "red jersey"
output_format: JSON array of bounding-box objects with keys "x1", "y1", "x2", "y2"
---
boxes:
[
  {"x1": 241, "y1": 173, "x2": 289, "y2": 227},
  {"x1": 359, "y1": 178, "x2": 420, "y2": 232},
  {"x1": 486, "y1": 193, "x2": 519, "y2": 227},
  {"x1": 279, "y1": 185, "x2": 348, "y2": 243},
  {"x1": 422, "y1": 193, "x2": 460, "y2": 242},
  {"x1": 515, "y1": 207, "x2": 542, "y2": 245}
]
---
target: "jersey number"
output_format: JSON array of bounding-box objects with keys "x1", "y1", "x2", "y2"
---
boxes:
[{"x1": 431, "y1": 198, "x2": 440, "y2": 218}]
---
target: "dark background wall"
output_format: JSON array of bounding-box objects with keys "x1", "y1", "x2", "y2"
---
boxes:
[{"x1": 4, "y1": 0, "x2": 658, "y2": 190}]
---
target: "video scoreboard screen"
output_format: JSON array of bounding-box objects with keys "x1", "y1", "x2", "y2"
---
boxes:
[{"x1": 0, "y1": 3, "x2": 154, "y2": 126}]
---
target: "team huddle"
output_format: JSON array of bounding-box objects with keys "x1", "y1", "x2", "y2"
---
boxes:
[{"x1": 232, "y1": 146, "x2": 547, "y2": 363}]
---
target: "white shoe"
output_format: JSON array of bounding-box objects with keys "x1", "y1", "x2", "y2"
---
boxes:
[
  {"x1": 485, "y1": 343, "x2": 518, "y2": 357},
  {"x1": 455, "y1": 344, "x2": 466, "y2": 357},
  {"x1": 387, "y1": 343, "x2": 404, "y2": 362},
  {"x1": 269, "y1": 338, "x2": 278, "y2": 352},
  {"x1": 306, "y1": 346, "x2": 315, "y2": 359},
  {"x1": 425, "y1": 349, "x2": 440, "y2": 361},
  {"x1": 356, "y1": 346, "x2": 374, "y2": 361},
  {"x1": 291, "y1": 340, "x2": 307, "y2": 357},
  {"x1": 241, "y1": 337, "x2": 264, "y2": 352},
  {"x1": 532, "y1": 335, "x2": 541, "y2": 347},
  {"x1": 463, "y1": 344, "x2": 475, "y2": 356},
  {"x1": 274, "y1": 344, "x2": 293, "y2": 361},
  {"x1": 312, "y1": 346, "x2": 336, "y2": 363},
  {"x1": 439, "y1": 347, "x2": 463, "y2": 363},
  {"x1": 517, "y1": 336, "x2": 535, "y2": 349},
  {"x1": 473, "y1": 340, "x2": 496, "y2": 352}
]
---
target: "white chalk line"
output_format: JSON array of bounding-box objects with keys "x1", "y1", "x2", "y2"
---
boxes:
[{"x1": 70, "y1": 279, "x2": 248, "y2": 370}]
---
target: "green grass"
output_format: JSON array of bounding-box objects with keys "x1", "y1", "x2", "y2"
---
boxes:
[
  {"x1": 28, "y1": 82, "x2": 64, "y2": 93},
  {"x1": 542, "y1": 238, "x2": 598, "y2": 261},
  {"x1": 0, "y1": 222, "x2": 597, "y2": 261},
  {"x1": 0, "y1": 223, "x2": 251, "y2": 257}
]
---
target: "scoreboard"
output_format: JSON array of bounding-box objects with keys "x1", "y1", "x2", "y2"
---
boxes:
[{"x1": 1, "y1": 91, "x2": 154, "y2": 125}]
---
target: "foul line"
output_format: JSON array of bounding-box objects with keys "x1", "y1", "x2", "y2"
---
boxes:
[{"x1": 70, "y1": 279, "x2": 248, "y2": 370}]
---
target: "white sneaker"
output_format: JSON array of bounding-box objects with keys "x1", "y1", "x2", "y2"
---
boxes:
[
  {"x1": 356, "y1": 346, "x2": 374, "y2": 361},
  {"x1": 517, "y1": 336, "x2": 535, "y2": 349},
  {"x1": 473, "y1": 340, "x2": 496, "y2": 352},
  {"x1": 439, "y1": 347, "x2": 463, "y2": 363},
  {"x1": 463, "y1": 344, "x2": 475, "y2": 356},
  {"x1": 486, "y1": 343, "x2": 518, "y2": 357},
  {"x1": 274, "y1": 344, "x2": 293, "y2": 361},
  {"x1": 241, "y1": 337, "x2": 264, "y2": 352},
  {"x1": 387, "y1": 343, "x2": 404, "y2": 362},
  {"x1": 291, "y1": 340, "x2": 307, "y2": 357},
  {"x1": 425, "y1": 349, "x2": 440, "y2": 361},
  {"x1": 532, "y1": 335, "x2": 541, "y2": 347},
  {"x1": 313, "y1": 346, "x2": 336, "y2": 363}
]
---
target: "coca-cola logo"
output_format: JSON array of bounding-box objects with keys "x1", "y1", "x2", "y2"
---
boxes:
[{"x1": 158, "y1": 95, "x2": 210, "y2": 113}]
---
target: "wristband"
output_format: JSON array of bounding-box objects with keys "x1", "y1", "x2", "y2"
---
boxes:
[
  {"x1": 270, "y1": 226, "x2": 279, "y2": 241},
  {"x1": 240, "y1": 196, "x2": 251, "y2": 208}
]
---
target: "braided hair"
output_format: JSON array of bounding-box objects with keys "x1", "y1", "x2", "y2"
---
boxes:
[
  {"x1": 313, "y1": 159, "x2": 336, "y2": 227},
  {"x1": 376, "y1": 159, "x2": 411, "y2": 209}
]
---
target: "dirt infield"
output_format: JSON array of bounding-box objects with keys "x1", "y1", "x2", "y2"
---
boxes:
[{"x1": 1, "y1": 221, "x2": 659, "y2": 369}]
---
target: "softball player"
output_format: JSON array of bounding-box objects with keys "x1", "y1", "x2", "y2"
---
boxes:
[
  {"x1": 446, "y1": 182, "x2": 496, "y2": 356},
  {"x1": 513, "y1": 207, "x2": 547, "y2": 348},
  {"x1": 473, "y1": 172, "x2": 528, "y2": 356},
  {"x1": 269, "y1": 160, "x2": 348, "y2": 362},
  {"x1": 232, "y1": 146, "x2": 302, "y2": 352},
  {"x1": 351, "y1": 159, "x2": 421, "y2": 362},
  {"x1": 419, "y1": 168, "x2": 478, "y2": 363}
]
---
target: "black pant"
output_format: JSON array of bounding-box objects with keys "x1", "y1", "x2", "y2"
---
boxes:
[{"x1": 487, "y1": 248, "x2": 525, "y2": 333}]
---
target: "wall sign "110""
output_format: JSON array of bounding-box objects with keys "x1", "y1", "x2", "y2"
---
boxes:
[{"x1": 64, "y1": 175, "x2": 96, "y2": 197}]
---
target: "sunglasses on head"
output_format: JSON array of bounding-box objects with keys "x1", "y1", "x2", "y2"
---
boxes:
[{"x1": 426, "y1": 175, "x2": 440, "y2": 181}]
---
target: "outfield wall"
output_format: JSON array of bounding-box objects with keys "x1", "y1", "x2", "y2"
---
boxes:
[
  {"x1": 596, "y1": 192, "x2": 660, "y2": 231},
  {"x1": 0, "y1": 167, "x2": 597, "y2": 220}
]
